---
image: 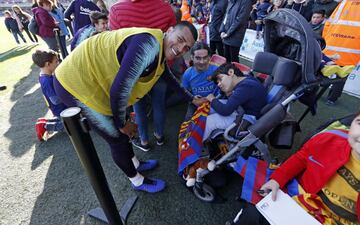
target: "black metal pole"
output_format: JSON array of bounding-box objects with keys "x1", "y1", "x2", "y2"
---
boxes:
[
  {"x1": 54, "y1": 28, "x2": 66, "y2": 60},
  {"x1": 60, "y1": 107, "x2": 123, "y2": 225}
]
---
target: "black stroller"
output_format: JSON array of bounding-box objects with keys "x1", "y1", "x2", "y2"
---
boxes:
[{"x1": 191, "y1": 9, "x2": 343, "y2": 202}]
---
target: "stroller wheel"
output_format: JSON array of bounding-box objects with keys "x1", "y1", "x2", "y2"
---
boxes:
[{"x1": 193, "y1": 183, "x2": 215, "y2": 202}]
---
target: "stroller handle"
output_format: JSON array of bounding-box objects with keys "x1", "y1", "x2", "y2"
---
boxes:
[{"x1": 249, "y1": 104, "x2": 287, "y2": 138}]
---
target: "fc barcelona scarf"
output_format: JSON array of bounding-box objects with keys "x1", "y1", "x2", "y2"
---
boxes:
[
  {"x1": 233, "y1": 156, "x2": 303, "y2": 204},
  {"x1": 178, "y1": 102, "x2": 210, "y2": 175}
]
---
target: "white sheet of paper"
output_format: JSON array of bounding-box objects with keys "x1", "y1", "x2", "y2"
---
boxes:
[{"x1": 255, "y1": 190, "x2": 322, "y2": 225}]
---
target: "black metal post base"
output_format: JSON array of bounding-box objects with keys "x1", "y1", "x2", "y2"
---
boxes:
[
  {"x1": 61, "y1": 107, "x2": 138, "y2": 225},
  {"x1": 88, "y1": 196, "x2": 138, "y2": 225}
]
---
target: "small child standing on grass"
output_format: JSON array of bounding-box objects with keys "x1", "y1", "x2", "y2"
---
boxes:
[
  {"x1": 4, "y1": 10, "x2": 27, "y2": 45},
  {"x1": 32, "y1": 49, "x2": 67, "y2": 141}
]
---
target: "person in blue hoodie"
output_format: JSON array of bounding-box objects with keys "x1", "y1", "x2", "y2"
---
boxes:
[
  {"x1": 64, "y1": 0, "x2": 100, "y2": 33},
  {"x1": 4, "y1": 10, "x2": 27, "y2": 44},
  {"x1": 32, "y1": 49, "x2": 67, "y2": 141},
  {"x1": 49, "y1": 0, "x2": 70, "y2": 58},
  {"x1": 70, "y1": 11, "x2": 108, "y2": 50}
]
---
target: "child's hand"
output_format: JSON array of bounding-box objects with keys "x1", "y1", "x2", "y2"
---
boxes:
[
  {"x1": 206, "y1": 94, "x2": 216, "y2": 102},
  {"x1": 259, "y1": 179, "x2": 280, "y2": 201}
]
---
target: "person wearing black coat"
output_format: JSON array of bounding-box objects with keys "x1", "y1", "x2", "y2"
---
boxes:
[
  {"x1": 220, "y1": 0, "x2": 253, "y2": 62},
  {"x1": 209, "y1": 0, "x2": 228, "y2": 56},
  {"x1": 285, "y1": 0, "x2": 314, "y2": 21}
]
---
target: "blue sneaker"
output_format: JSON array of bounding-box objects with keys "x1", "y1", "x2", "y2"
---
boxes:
[
  {"x1": 137, "y1": 160, "x2": 158, "y2": 172},
  {"x1": 132, "y1": 177, "x2": 166, "y2": 193}
]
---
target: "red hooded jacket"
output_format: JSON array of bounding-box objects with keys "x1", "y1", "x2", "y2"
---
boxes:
[{"x1": 270, "y1": 130, "x2": 360, "y2": 222}]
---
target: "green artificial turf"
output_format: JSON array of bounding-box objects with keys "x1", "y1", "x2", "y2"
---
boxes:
[{"x1": 0, "y1": 17, "x2": 46, "y2": 92}]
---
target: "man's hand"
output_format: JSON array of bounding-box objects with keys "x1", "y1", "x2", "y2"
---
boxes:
[
  {"x1": 192, "y1": 95, "x2": 207, "y2": 106},
  {"x1": 220, "y1": 32, "x2": 228, "y2": 39},
  {"x1": 206, "y1": 94, "x2": 216, "y2": 102},
  {"x1": 259, "y1": 179, "x2": 280, "y2": 201},
  {"x1": 119, "y1": 121, "x2": 138, "y2": 139}
]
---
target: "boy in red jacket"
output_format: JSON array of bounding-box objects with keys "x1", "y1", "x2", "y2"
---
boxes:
[{"x1": 236, "y1": 110, "x2": 360, "y2": 225}]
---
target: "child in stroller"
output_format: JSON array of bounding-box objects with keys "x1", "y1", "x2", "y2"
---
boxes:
[
  {"x1": 181, "y1": 63, "x2": 267, "y2": 188},
  {"x1": 203, "y1": 63, "x2": 267, "y2": 142}
]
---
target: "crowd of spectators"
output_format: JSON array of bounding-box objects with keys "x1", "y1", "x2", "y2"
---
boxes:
[
  {"x1": 0, "y1": 0, "x2": 72, "y2": 5},
  {"x1": 167, "y1": 0, "x2": 352, "y2": 105},
  {"x1": 167, "y1": 0, "x2": 341, "y2": 62}
]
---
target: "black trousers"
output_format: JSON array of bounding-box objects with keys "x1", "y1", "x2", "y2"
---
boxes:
[
  {"x1": 23, "y1": 26, "x2": 38, "y2": 42},
  {"x1": 210, "y1": 40, "x2": 224, "y2": 56},
  {"x1": 54, "y1": 77, "x2": 137, "y2": 178},
  {"x1": 224, "y1": 44, "x2": 240, "y2": 63},
  {"x1": 327, "y1": 78, "x2": 346, "y2": 102}
]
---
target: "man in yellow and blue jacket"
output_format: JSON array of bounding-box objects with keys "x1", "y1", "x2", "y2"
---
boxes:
[{"x1": 54, "y1": 21, "x2": 203, "y2": 193}]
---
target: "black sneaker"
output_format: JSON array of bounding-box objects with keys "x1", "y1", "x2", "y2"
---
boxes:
[
  {"x1": 154, "y1": 133, "x2": 164, "y2": 146},
  {"x1": 0, "y1": 85, "x2": 6, "y2": 91},
  {"x1": 326, "y1": 100, "x2": 336, "y2": 106},
  {"x1": 132, "y1": 138, "x2": 151, "y2": 152}
]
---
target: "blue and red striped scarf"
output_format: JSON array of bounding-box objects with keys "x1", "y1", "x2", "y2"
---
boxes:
[
  {"x1": 178, "y1": 102, "x2": 210, "y2": 175},
  {"x1": 233, "y1": 156, "x2": 303, "y2": 204}
]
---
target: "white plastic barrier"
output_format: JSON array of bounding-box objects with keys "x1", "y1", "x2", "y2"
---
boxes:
[
  {"x1": 239, "y1": 29, "x2": 264, "y2": 61},
  {"x1": 343, "y1": 62, "x2": 360, "y2": 98}
]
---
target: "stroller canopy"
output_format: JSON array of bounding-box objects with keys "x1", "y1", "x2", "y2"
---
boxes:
[{"x1": 264, "y1": 8, "x2": 322, "y2": 84}]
